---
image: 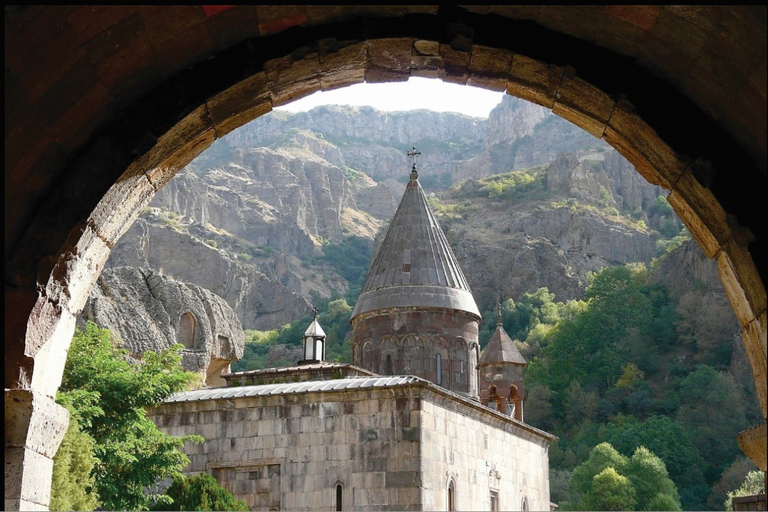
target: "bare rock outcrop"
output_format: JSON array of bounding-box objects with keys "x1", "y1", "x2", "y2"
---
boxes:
[
  {"x1": 107, "y1": 219, "x2": 313, "y2": 330},
  {"x1": 79, "y1": 267, "x2": 245, "y2": 387}
]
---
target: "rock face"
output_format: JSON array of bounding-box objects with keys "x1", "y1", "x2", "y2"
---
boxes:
[
  {"x1": 439, "y1": 148, "x2": 667, "y2": 307},
  {"x1": 79, "y1": 267, "x2": 245, "y2": 387},
  {"x1": 106, "y1": 218, "x2": 313, "y2": 331},
  {"x1": 648, "y1": 237, "x2": 724, "y2": 300},
  {"x1": 107, "y1": 97, "x2": 680, "y2": 329}
]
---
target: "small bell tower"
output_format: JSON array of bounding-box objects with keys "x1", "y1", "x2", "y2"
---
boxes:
[
  {"x1": 478, "y1": 303, "x2": 527, "y2": 421},
  {"x1": 298, "y1": 307, "x2": 326, "y2": 365}
]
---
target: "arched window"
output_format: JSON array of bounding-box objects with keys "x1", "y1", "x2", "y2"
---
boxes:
[
  {"x1": 521, "y1": 496, "x2": 529, "y2": 512},
  {"x1": 178, "y1": 312, "x2": 195, "y2": 349},
  {"x1": 335, "y1": 483, "x2": 343, "y2": 511},
  {"x1": 436, "y1": 353, "x2": 442, "y2": 385},
  {"x1": 490, "y1": 491, "x2": 499, "y2": 511},
  {"x1": 448, "y1": 479, "x2": 456, "y2": 511},
  {"x1": 386, "y1": 354, "x2": 393, "y2": 375}
]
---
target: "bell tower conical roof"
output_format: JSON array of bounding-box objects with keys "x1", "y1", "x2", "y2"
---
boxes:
[
  {"x1": 479, "y1": 305, "x2": 527, "y2": 366},
  {"x1": 350, "y1": 150, "x2": 480, "y2": 320}
]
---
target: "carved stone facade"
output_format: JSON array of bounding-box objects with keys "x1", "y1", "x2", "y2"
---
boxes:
[{"x1": 79, "y1": 267, "x2": 245, "y2": 387}]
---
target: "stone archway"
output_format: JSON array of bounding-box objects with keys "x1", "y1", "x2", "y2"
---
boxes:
[{"x1": 5, "y1": 6, "x2": 766, "y2": 510}]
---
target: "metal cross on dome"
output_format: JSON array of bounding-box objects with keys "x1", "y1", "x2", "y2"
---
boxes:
[{"x1": 407, "y1": 146, "x2": 421, "y2": 179}]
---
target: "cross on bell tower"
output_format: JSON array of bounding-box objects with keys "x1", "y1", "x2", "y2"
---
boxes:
[{"x1": 407, "y1": 146, "x2": 421, "y2": 180}]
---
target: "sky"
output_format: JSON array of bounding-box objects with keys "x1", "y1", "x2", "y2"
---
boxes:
[{"x1": 275, "y1": 77, "x2": 505, "y2": 118}]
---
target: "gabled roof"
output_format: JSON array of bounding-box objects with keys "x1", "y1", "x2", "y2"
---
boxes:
[
  {"x1": 351, "y1": 171, "x2": 480, "y2": 319},
  {"x1": 479, "y1": 320, "x2": 527, "y2": 366}
]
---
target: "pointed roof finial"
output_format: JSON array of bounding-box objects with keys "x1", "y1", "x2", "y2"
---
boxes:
[
  {"x1": 497, "y1": 301, "x2": 503, "y2": 327},
  {"x1": 407, "y1": 146, "x2": 421, "y2": 180},
  {"x1": 312, "y1": 306, "x2": 319, "y2": 319}
]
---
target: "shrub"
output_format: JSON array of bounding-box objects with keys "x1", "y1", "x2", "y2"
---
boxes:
[{"x1": 154, "y1": 473, "x2": 248, "y2": 511}]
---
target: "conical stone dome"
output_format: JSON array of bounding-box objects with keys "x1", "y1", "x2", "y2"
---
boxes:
[{"x1": 350, "y1": 172, "x2": 480, "y2": 321}]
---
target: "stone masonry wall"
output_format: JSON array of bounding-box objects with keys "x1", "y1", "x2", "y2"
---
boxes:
[
  {"x1": 150, "y1": 386, "x2": 423, "y2": 511},
  {"x1": 419, "y1": 392, "x2": 551, "y2": 511},
  {"x1": 352, "y1": 309, "x2": 479, "y2": 397},
  {"x1": 149, "y1": 381, "x2": 551, "y2": 511}
]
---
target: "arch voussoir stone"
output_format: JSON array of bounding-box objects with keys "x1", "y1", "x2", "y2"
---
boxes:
[
  {"x1": 552, "y1": 70, "x2": 616, "y2": 139},
  {"x1": 604, "y1": 102, "x2": 689, "y2": 189},
  {"x1": 506, "y1": 53, "x2": 564, "y2": 110},
  {"x1": 4, "y1": 7, "x2": 767, "y2": 509}
]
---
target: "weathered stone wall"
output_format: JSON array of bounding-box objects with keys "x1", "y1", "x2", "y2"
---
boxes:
[
  {"x1": 149, "y1": 380, "x2": 551, "y2": 511},
  {"x1": 420, "y1": 394, "x2": 551, "y2": 511},
  {"x1": 151, "y1": 385, "x2": 423, "y2": 511},
  {"x1": 352, "y1": 309, "x2": 479, "y2": 397}
]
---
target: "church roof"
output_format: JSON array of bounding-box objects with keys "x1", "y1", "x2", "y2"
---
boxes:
[
  {"x1": 479, "y1": 318, "x2": 527, "y2": 366},
  {"x1": 350, "y1": 167, "x2": 480, "y2": 320},
  {"x1": 166, "y1": 376, "x2": 423, "y2": 403}
]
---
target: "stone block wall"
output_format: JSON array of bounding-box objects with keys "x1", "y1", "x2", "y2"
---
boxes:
[
  {"x1": 419, "y1": 390, "x2": 551, "y2": 511},
  {"x1": 149, "y1": 379, "x2": 552, "y2": 511},
  {"x1": 352, "y1": 308, "x2": 479, "y2": 397},
  {"x1": 150, "y1": 385, "x2": 424, "y2": 511}
]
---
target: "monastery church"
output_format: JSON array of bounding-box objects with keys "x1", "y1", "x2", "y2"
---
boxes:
[{"x1": 149, "y1": 150, "x2": 555, "y2": 511}]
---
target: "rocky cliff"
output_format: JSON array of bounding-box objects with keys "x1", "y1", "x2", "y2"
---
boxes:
[
  {"x1": 79, "y1": 267, "x2": 245, "y2": 386},
  {"x1": 437, "y1": 147, "x2": 666, "y2": 308},
  {"x1": 106, "y1": 95, "x2": 682, "y2": 330}
]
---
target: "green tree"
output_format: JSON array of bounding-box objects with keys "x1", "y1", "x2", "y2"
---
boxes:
[
  {"x1": 607, "y1": 415, "x2": 707, "y2": 509},
  {"x1": 708, "y1": 457, "x2": 761, "y2": 510},
  {"x1": 58, "y1": 322, "x2": 203, "y2": 511},
  {"x1": 677, "y1": 365, "x2": 747, "y2": 482},
  {"x1": 725, "y1": 471, "x2": 766, "y2": 511},
  {"x1": 541, "y1": 265, "x2": 655, "y2": 399},
  {"x1": 584, "y1": 467, "x2": 637, "y2": 511},
  {"x1": 570, "y1": 443, "x2": 629, "y2": 499},
  {"x1": 627, "y1": 446, "x2": 681, "y2": 510},
  {"x1": 50, "y1": 407, "x2": 100, "y2": 511},
  {"x1": 154, "y1": 473, "x2": 249, "y2": 511},
  {"x1": 567, "y1": 442, "x2": 681, "y2": 511}
]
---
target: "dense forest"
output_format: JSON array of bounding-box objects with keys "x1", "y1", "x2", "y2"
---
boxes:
[{"x1": 231, "y1": 171, "x2": 763, "y2": 510}]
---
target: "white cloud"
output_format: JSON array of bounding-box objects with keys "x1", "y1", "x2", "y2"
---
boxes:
[{"x1": 276, "y1": 77, "x2": 504, "y2": 118}]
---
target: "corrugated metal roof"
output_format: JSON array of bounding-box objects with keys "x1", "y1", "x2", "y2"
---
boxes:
[
  {"x1": 351, "y1": 173, "x2": 480, "y2": 319},
  {"x1": 164, "y1": 376, "x2": 423, "y2": 403}
]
